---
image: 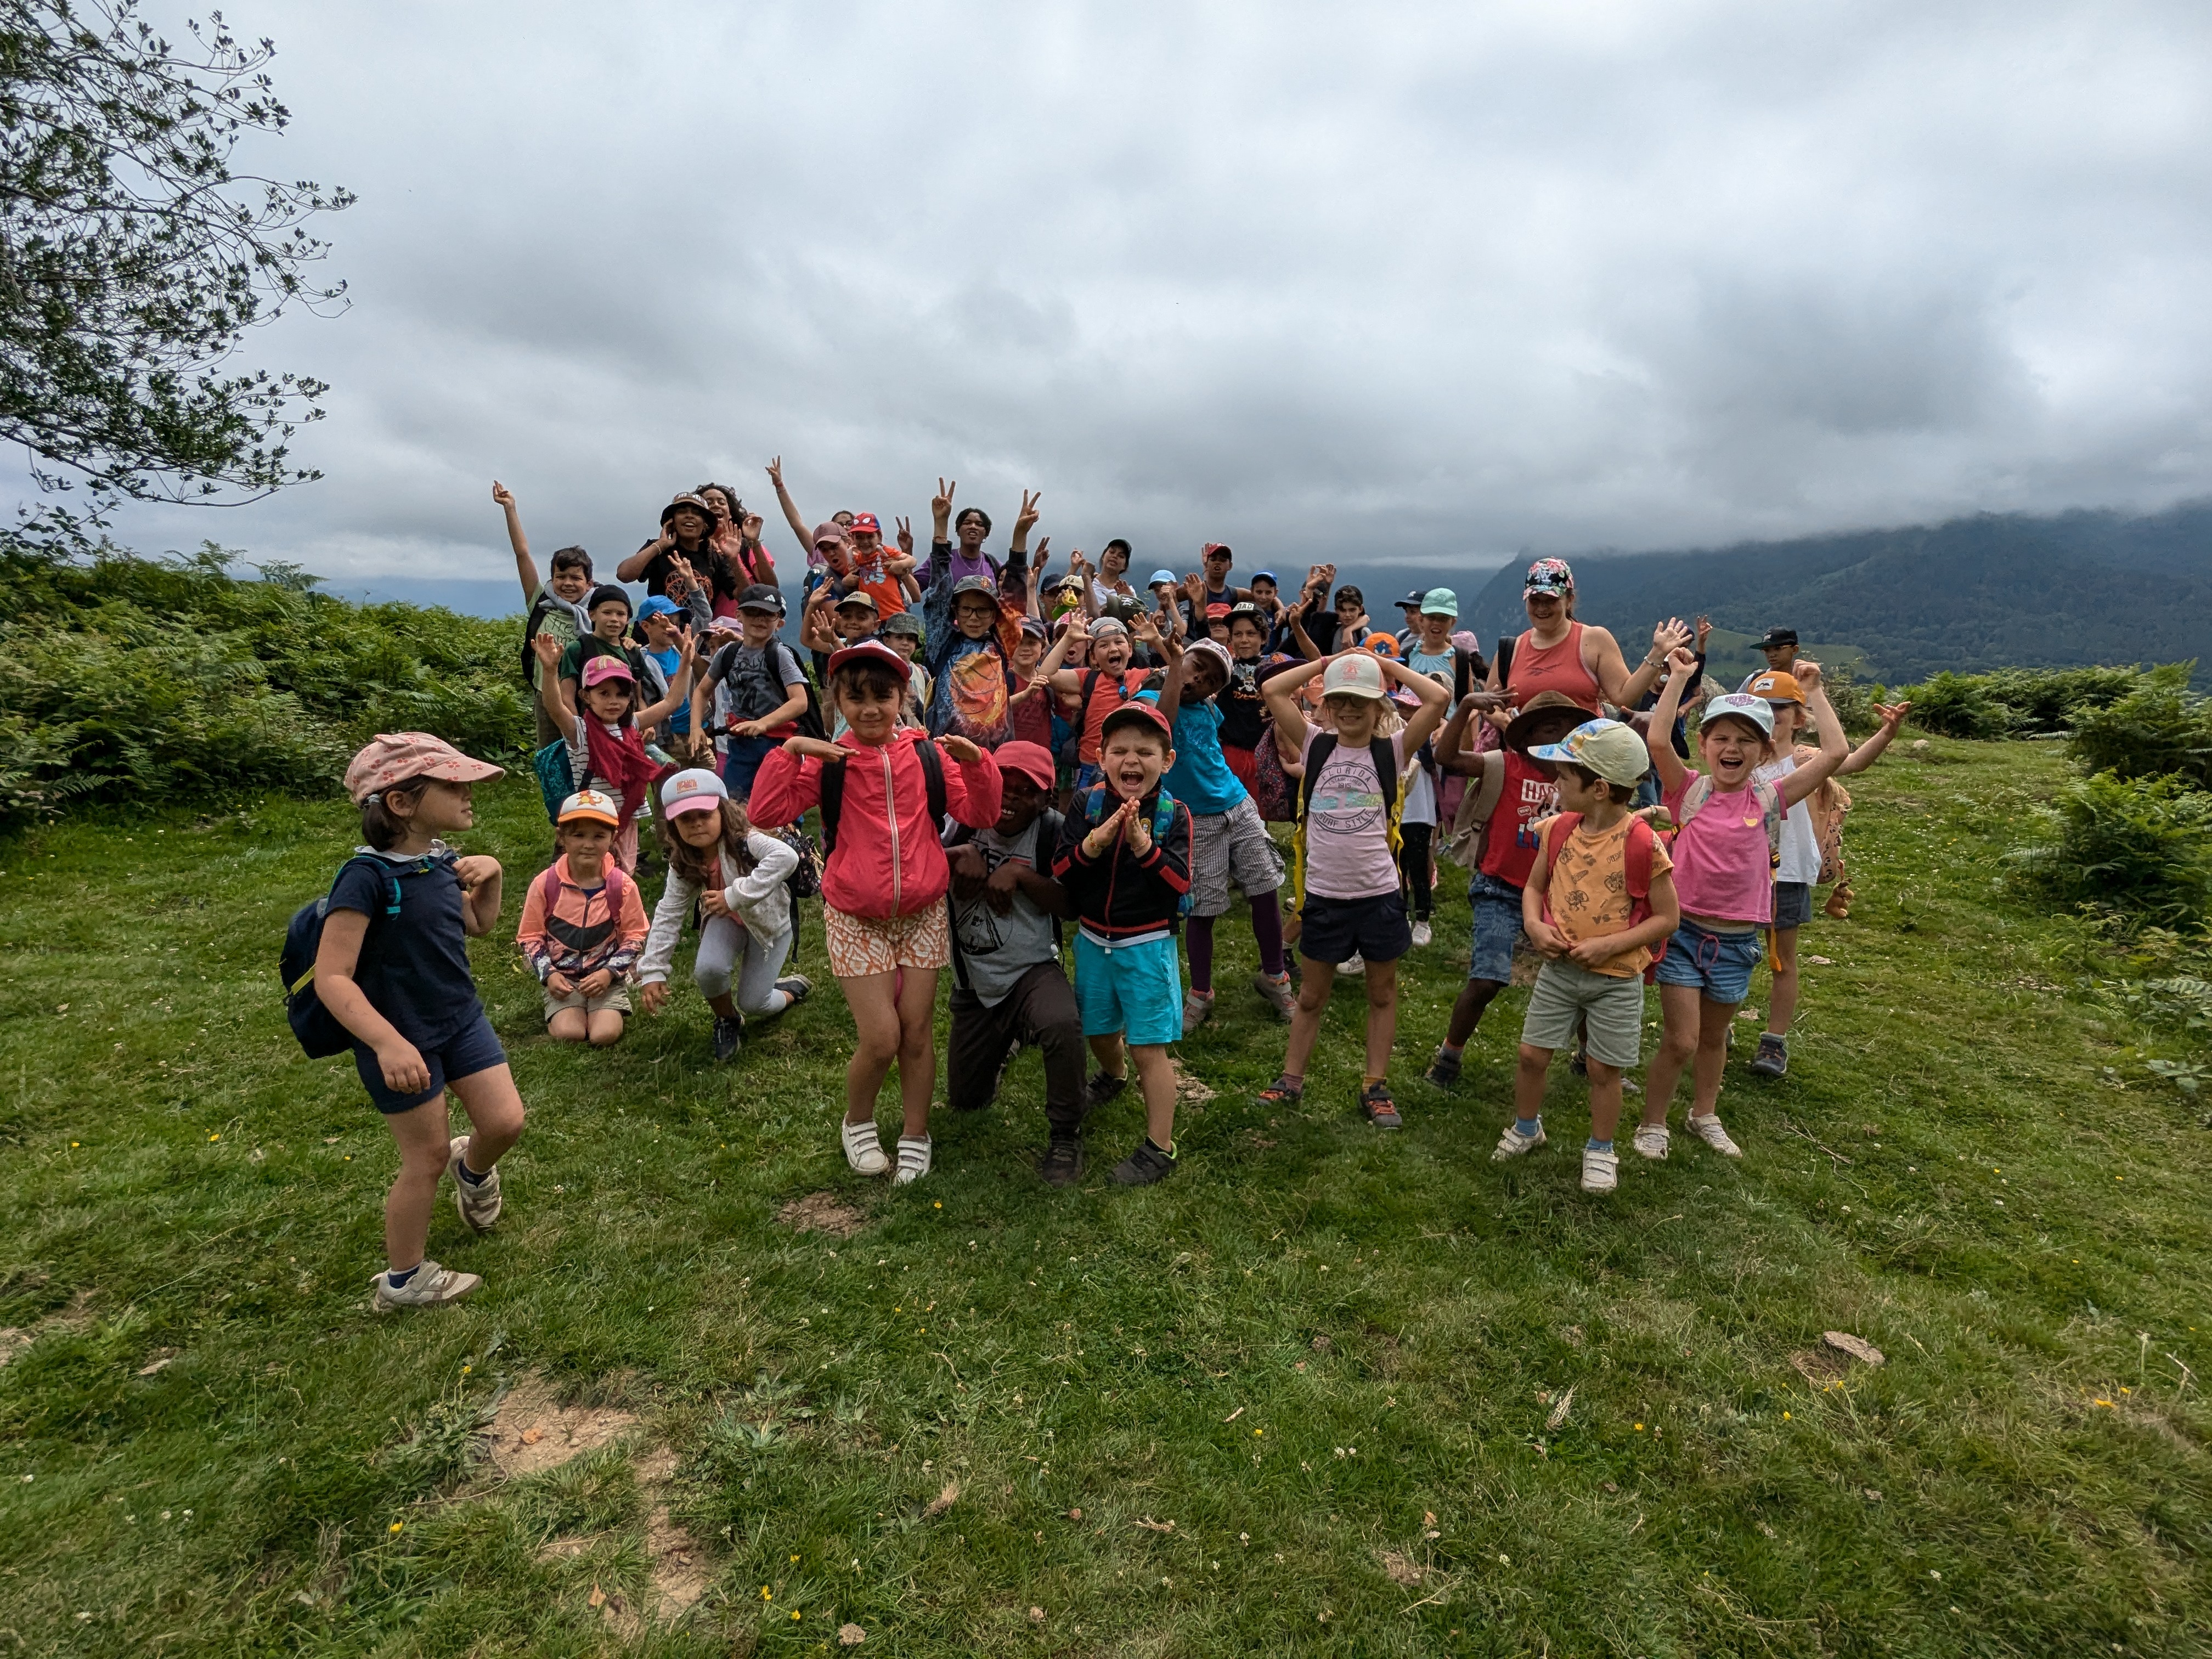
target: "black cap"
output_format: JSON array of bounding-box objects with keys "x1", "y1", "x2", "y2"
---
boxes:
[
  {"x1": 1758, "y1": 627, "x2": 1798, "y2": 648},
  {"x1": 737, "y1": 583, "x2": 785, "y2": 615}
]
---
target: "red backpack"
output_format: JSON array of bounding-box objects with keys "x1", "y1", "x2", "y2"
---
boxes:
[{"x1": 1536, "y1": 812, "x2": 1669, "y2": 980}]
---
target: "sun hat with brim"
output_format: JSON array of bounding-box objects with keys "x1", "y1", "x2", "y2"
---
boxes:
[
  {"x1": 1523, "y1": 557, "x2": 1575, "y2": 596},
  {"x1": 949, "y1": 574, "x2": 997, "y2": 601},
  {"x1": 827, "y1": 638, "x2": 911, "y2": 685},
  {"x1": 557, "y1": 788, "x2": 623, "y2": 827},
  {"x1": 992, "y1": 741, "x2": 1058, "y2": 792},
  {"x1": 659, "y1": 768, "x2": 729, "y2": 817},
  {"x1": 879, "y1": 611, "x2": 924, "y2": 638},
  {"x1": 1101, "y1": 699, "x2": 1174, "y2": 744},
  {"x1": 344, "y1": 733, "x2": 505, "y2": 805},
  {"x1": 580, "y1": 654, "x2": 635, "y2": 687},
  {"x1": 1701, "y1": 692, "x2": 1776, "y2": 737},
  {"x1": 1321, "y1": 654, "x2": 1390, "y2": 702},
  {"x1": 1531, "y1": 718, "x2": 1651, "y2": 787},
  {"x1": 1420, "y1": 587, "x2": 1459, "y2": 618},
  {"x1": 1503, "y1": 690, "x2": 1591, "y2": 753},
  {"x1": 1748, "y1": 670, "x2": 1805, "y2": 706},
  {"x1": 661, "y1": 494, "x2": 715, "y2": 526}
]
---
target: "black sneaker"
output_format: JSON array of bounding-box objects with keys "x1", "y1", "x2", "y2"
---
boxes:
[
  {"x1": 773, "y1": 974, "x2": 813, "y2": 1007},
  {"x1": 1361, "y1": 1080, "x2": 1402, "y2": 1129},
  {"x1": 1083, "y1": 1071, "x2": 1128, "y2": 1116},
  {"x1": 712, "y1": 1014, "x2": 746, "y2": 1063},
  {"x1": 1111, "y1": 1139, "x2": 1177, "y2": 1186},
  {"x1": 1038, "y1": 1136, "x2": 1085, "y2": 1187},
  {"x1": 1749, "y1": 1032, "x2": 1788, "y2": 1077},
  {"x1": 1424, "y1": 1046, "x2": 1462, "y2": 1088}
]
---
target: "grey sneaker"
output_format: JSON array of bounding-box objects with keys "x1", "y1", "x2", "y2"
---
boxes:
[
  {"x1": 712, "y1": 1014, "x2": 746, "y2": 1063},
  {"x1": 1252, "y1": 970, "x2": 1296, "y2": 1021},
  {"x1": 1082, "y1": 1071, "x2": 1128, "y2": 1116},
  {"x1": 371, "y1": 1260, "x2": 480, "y2": 1312},
  {"x1": 1425, "y1": 1046, "x2": 1463, "y2": 1088},
  {"x1": 1749, "y1": 1033, "x2": 1788, "y2": 1077},
  {"x1": 1111, "y1": 1139, "x2": 1177, "y2": 1186},
  {"x1": 448, "y1": 1136, "x2": 501, "y2": 1232},
  {"x1": 1632, "y1": 1124, "x2": 1671, "y2": 1160},
  {"x1": 1038, "y1": 1136, "x2": 1085, "y2": 1187},
  {"x1": 773, "y1": 975, "x2": 813, "y2": 1007},
  {"x1": 1181, "y1": 991, "x2": 1215, "y2": 1037}
]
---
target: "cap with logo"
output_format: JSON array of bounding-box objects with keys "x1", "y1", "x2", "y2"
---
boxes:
[
  {"x1": 659, "y1": 768, "x2": 729, "y2": 817},
  {"x1": 1702, "y1": 692, "x2": 1776, "y2": 737},
  {"x1": 826, "y1": 637, "x2": 911, "y2": 685},
  {"x1": 557, "y1": 788, "x2": 623, "y2": 827},
  {"x1": 1530, "y1": 718, "x2": 1651, "y2": 787},
  {"x1": 1757, "y1": 627, "x2": 1799, "y2": 650},
  {"x1": 1321, "y1": 654, "x2": 1390, "y2": 702},
  {"x1": 848, "y1": 511, "x2": 883, "y2": 537},
  {"x1": 737, "y1": 583, "x2": 785, "y2": 615},
  {"x1": 580, "y1": 654, "x2": 635, "y2": 687},
  {"x1": 660, "y1": 494, "x2": 714, "y2": 526},
  {"x1": 1748, "y1": 670, "x2": 1805, "y2": 706}
]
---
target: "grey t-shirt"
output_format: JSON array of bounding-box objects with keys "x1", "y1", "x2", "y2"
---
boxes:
[{"x1": 947, "y1": 816, "x2": 1059, "y2": 1007}]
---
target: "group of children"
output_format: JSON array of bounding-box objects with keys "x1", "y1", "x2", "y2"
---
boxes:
[{"x1": 304, "y1": 487, "x2": 1912, "y2": 1306}]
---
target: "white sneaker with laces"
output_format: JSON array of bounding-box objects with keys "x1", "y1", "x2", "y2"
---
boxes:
[
  {"x1": 448, "y1": 1135, "x2": 501, "y2": 1232},
  {"x1": 842, "y1": 1118, "x2": 889, "y2": 1176},
  {"x1": 894, "y1": 1135, "x2": 933, "y2": 1185},
  {"x1": 1492, "y1": 1120, "x2": 1547, "y2": 1161},
  {"x1": 1581, "y1": 1147, "x2": 1620, "y2": 1193},
  {"x1": 1686, "y1": 1114, "x2": 1743, "y2": 1157},
  {"x1": 1339, "y1": 953, "x2": 1365, "y2": 975},
  {"x1": 1631, "y1": 1124, "x2": 1671, "y2": 1160},
  {"x1": 1410, "y1": 920, "x2": 1433, "y2": 947},
  {"x1": 371, "y1": 1260, "x2": 480, "y2": 1311}
]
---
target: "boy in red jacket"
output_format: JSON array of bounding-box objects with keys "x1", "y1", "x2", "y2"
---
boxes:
[{"x1": 751, "y1": 641, "x2": 1001, "y2": 1184}]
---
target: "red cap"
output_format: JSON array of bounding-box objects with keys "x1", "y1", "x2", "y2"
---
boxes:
[
  {"x1": 848, "y1": 511, "x2": 882, "y2": 537},
  {"x1": 1205, "y1": 602, "x2": 1232, "y2": 619},
  {"x1": 1099, "y1": 698, "x2": 1173, "y2": 744},
  {"x1": 992, "y1": 740, "x2": 1057, "y2": 792},
  {"x1": 825, "y1": 637, "x2": 911, "y2": 685}
]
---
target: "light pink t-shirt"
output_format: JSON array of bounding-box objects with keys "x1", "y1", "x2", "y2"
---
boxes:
[
  {"x1": 1663, "y1": 770, "x2": 1775, "y2": 925},
  {"x1": 1300, "y1": 729, "x2": 1410, "y2": 900}
]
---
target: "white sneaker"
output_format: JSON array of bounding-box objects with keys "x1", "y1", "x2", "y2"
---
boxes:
[
  {"x1": 1631, "y1": 1124, "x2": 1671, "y2": 1160},
  {"x1": 842, "y1": 1118, "x2": 889, "y2": 1176},
  {"x1": 1581, "y1": 1148, "x2": 1620, "y2": 1193},
  {"x1": 894, "y1": 1135, "x2": 933, "y2": 1185},
  {"x1": 1181, "y1": 991, "x2": 1215, "y2": 1037},
  {"x1": 1686, "y1": 1114, "x2": 1743, "y2": 1157},
  {"x1": 448, "y1": 1135, "x2": 501, "y2": 1232},
  {"x1": 1410, "y1": 920, "x2": 1432, "y2": 948},
  {"x1": 1492, "y1": 1120, "x2": 1547, "y2": 1161},
  {"x1": 1339, "y1": 953, "x2": 1365, "y2": 975},
  {"x1": 371, "y1": 1260, "x2": 480, "y2": 1311}
]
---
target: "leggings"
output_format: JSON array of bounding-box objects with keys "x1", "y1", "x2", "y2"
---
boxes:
[
  {"x1": 1398, "y1": 823, "x2": 1434, "y2": 921},
  {"x1": 1186, "y1": 890, "x2": 1286, "y2": 995},
  {"x1": 695, "y1": 913, "x2": 794, "y2": 1015}
]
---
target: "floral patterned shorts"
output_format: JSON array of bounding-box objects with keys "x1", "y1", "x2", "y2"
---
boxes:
[{"x1": 824, "y1": 901, "x2": 952, "y2": 979}]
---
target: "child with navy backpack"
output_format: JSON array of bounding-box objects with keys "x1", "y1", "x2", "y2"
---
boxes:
[
  {"x1": 1488, "y1": 719, "x2": 1680, "y2": 1194},
  {"x1": 1638, "y1": 652, "x2": 1846, "y2": 1161},
  {"x1": 307, "y1": 735, "x2": 524, "y2": 1311}
]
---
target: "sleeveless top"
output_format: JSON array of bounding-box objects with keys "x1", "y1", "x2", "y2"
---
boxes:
[{"x1": 1508, "y1": 619, "x2": 1601, "y2": 713}]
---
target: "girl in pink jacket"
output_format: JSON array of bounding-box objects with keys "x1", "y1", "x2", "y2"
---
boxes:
[{"x1": 750, "y1": 640, "x2": 1001, "y2": 1184}]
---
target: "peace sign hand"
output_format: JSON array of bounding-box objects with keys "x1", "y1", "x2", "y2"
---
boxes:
[
  {"x1": 765, "y1": 455, "x2": 785, "y2": 489},
  {"x1": 1015, "y1": 488, "x2": 1042, "y2": 537},
  {"x1": 933, "y1": 478, "x2": 956, "y2": 520},
  {"x1": 895, "y1": 516, "x2": 914, "y2": 556}
]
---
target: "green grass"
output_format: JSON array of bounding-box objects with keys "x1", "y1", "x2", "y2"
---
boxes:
[{"x1": 3, "y1": 740, "x2": 2209, "y2": 1656}]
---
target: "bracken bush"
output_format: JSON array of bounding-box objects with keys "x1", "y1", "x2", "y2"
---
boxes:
[
  {"x1": 2067, "y1": 663, "x2": 2212, "y2": 789},
  {"x1": 2005, "y1": 770, "x2": 2212, "y2": 928},
  {"x1": 0, "y1": 538, "x2": 529, "y2": 825},
  {"x1": 1900, "y1": 663, "x2": 2149, "y2": 740}
]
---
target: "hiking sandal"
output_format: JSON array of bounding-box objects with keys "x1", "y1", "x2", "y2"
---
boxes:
[
  {"x1": 1255, "y1": 1075, "x2": 1304, "y2": 1107},
  {"x1": 1361, "y1": 1080, "x2": 1402, "y2": 1129}
]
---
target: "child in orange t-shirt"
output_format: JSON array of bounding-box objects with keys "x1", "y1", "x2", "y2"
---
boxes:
[{"x1": 1492, "y1": 719, "x2": 1679, "y2": 1195}]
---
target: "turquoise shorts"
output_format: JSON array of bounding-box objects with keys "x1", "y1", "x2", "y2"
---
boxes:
[{"x1": 1074, "y1": 932, "x2": 1183, "y2": 1048}]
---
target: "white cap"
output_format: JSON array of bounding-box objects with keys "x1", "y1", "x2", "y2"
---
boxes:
[{"x1": 1321, "y1": 654, "x2": 1390, "y2": 701}]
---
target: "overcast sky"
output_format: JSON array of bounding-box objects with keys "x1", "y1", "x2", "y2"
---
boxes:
[{"x1": 62, "y1": 0, "x2": 2212, "y2": 592}]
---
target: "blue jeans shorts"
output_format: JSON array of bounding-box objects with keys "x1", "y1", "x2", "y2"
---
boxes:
[
  {"x1": 354, "y1": 1012, "x2": 506, "y2": 1114},
  {"x1": 721, "y1": 734, "x2": 778, "y2": 801},
  {"x1": 1074, "y1": 932, "x2": 1183, "y2": 1048},
  {"x1": 1772, "y1": 880, "x2": 1813, "y2": 930},
  {"x1": 1466, "y1": 870, "x2": 1525, "y2": 984},
  {"x1": 1652, "y1": 919, "x2": 1763, "y2": 1005}
]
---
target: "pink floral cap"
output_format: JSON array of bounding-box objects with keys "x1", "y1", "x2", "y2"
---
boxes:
[{"x1": 344, "y1": 733, "x2": 503, "y2": 804}]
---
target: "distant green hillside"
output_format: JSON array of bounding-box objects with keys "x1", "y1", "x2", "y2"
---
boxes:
[{"x1": 1453, "y1": 502, "x2": 2212, "y2": 685}]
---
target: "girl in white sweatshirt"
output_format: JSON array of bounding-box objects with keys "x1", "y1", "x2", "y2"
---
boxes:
[{"x1": 639, "y1": 769, "x2": 810, "y2": 1062}]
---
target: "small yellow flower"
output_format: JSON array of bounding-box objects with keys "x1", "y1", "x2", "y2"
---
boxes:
[
  {"x1": 389, "y1": 1521, "x2": 403, "y2": 1533},
  {"x1": 791, "y1": 1611, "x2": 802, "y2": 1621},
  {"x1": 70, "y1": 1141, "x2": 78, "y2": 1148},
  {"x1": 208, "y1": 1132, "x2": 219, "y2": 1142},
  {"x1": 934, "y1": 1201, "x2": 943, "y2": 1209},
  {"x1": 761, "y1": 1586, "x2": 772, "y2": 1601},
  {"x1": 1254, "y1": 1428, "x2": 1263, "y2": 1436},
  {"x1": 1634, "y1": 1423, "x2": 1645, "y2": 1431},
  {"x1": 790, "y1": 1554, "x2": 800, "y2": 1562},
  {"x1": 1782, "y1": 1412, "x2": 1792, "y2": 1420}
]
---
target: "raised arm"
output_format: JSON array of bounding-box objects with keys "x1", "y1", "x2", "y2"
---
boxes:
[
  {"x1": 532, "y1": 633, "x2": 579, "y2": 731},
  {"x1": 492, "y1": 480, "x2": 538, "y2": 606},
  {"x1": 1374, "y1": 653, "x2": 1452, "y2": 753},
  {"x1": 1594, "y1": 617, "x2": 1690, "y2": 709},
  {"x1": 766, "y1": 456, "x2": 812, "y2": 552},
  {"x1": 1645, "y1": 646, "x2": 1697, "y2": 794},
  {"x1": 1013, "y1": 624, "x2": 1075, "y2": 707},
  {"x1": 1009, "y1": 489, "x2": 1041, "y2": 559},
  {"x1": 1835, "y1": 699, "x2": 1911, "y2": 777},
  {"x1": 1435, "y1": 691, "x2": 1497, "y2": 776},
  {"x1": 637, "y1": 656, "x2": 695, "y2": 730},
  {"x1": 1776, "y1": 661, "x2": 1847, "y2": 806},
  {"x1": 1263, "y1": 653, "x2": 1331, "y2": 757}
]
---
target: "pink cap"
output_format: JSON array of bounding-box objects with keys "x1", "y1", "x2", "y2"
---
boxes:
[
  {"x1": 992, "y1": 740, "x2": 1057, "y2": 792},
  {"x1": 343, "y1": 732, "x2": 504, "y2": 805},
  {"x1": 826, "y1": 637, "x2": 911, "y2": 685},
  {"x1": 580, "y1": 654, "x2": 634, "y2": 687}
]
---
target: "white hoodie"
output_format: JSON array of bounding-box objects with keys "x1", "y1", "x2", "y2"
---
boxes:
[{"x1": 636, "y1": 831, "x2": 799, "y2": 984}]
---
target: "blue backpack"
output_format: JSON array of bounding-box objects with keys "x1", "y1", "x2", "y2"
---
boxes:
[
  {"x1": 1075, "y1": 783, "x2": 1192, "y2": 918},
  {"x1": 279, "y1": 854, "x2": 422, "y2": 1058},
  {"x1": 532, "y1": 739, "x2": 576, "y2": 823}
]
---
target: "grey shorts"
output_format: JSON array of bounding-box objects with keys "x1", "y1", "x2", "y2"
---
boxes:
[
  {"x1": 1467, "y1": 870, "x2": 1525, "y2": 984},
  {"x1": 1189, "y1": 795, "x2": 1285, "y2": 916},
  {"x1": 1520, "y1": 959, "x2": 1647, "y2": 1070},
  {"x1": 1773, "y1": 880, "x2": 1813, "y2": 930}
]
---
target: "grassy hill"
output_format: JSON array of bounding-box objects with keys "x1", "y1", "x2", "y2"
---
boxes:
[{"x1": 3, "y1": 739, "x2": 2210, "y2": 1654}]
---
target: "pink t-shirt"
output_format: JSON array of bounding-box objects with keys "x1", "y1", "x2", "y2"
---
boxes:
[
  {"x1": 1663, "y1": 770, "x2": 1774, "y2": 925},
  {"x1": 1300, "y1": 729, "x2": 1410, "y2": 900}
]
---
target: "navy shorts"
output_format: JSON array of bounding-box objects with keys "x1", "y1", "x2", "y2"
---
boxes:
[
  {"x1": 721, "y1": 734, "x2": 778, "y2": 801},
  {"x1": 1466, "y1": 870, "x2": 1525, "y2": 984},
  {"x1": 1651, "y1": 920, "x2": 1763, "y2": 1006},
  {"x1": 1772, "y1": 880, "x2": 1813, "y2": 930},
  {"x1": 354, "y1": 1013, "x2": 507, "y2": 1114},
  {"x1": 1298, "y1": 890, "x2": 1413, "y2": 967}
]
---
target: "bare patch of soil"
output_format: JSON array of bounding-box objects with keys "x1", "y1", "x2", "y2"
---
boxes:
[
  {"x1": 777, "y1": 1192, "x2": 867, "y2": 1238},
  {"x1": 483, "y1": 1374, "x2": 639, "y2": 1476},
  {"x1": 1379, "y1": 1549, "x2": 1424, "y2": 1586},
  {"x1": 1790, "y1": 1348, "x2": 1846, "y2": 1385}
]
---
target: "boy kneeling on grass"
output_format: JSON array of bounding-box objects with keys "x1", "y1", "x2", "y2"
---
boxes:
[
  {"x1": 1051, "y1": 701, "x2": 1195, "y2": 1185},
  {"x1": 1492, "y1": 719, "x2": 1680, "y2": 1194}
]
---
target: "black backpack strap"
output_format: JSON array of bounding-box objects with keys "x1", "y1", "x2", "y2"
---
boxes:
[
  {"x1": 1075, "y1": 668, "x2": 1102, "y2": 741},
  {"x1": 918, "y1": 738, "x2": 948, "y2": 825},
  {"x1": 1369, "y1": 736, "x2": 1397, "y2": 810},
  {"x1": 521, "y1": 595, "x2": 555, "y2": 683},
  {"x1": 818, "y1": 757, "x2": 846, "y2": 855},
  {"x1": 1300, "y1": 732, "x2": 1339, "y2": 820},
  {"x1": 1494, "y1": 634, "x2": 1515, "y2": 691}
]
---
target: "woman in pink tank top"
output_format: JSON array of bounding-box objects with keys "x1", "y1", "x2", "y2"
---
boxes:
[{"x1": 1488, "y1": 557, "x2": 1680, "y2": 715}]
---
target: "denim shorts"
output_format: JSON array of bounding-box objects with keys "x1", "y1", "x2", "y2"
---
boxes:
[
  {"x1": 1074, "y1": 932, "x2": 1183, "y2": 1047},
  {"x1": 1773, "y1": 880, "x2": 1813, "y2": 930},
  {"x1": 1466, "y1": 870, "x2": 1525, "y2": 985},
  {"x1": 1651, "y1": 919, "x2": 1763, "y2": 1005},
  {"x1": 720, "y1": 734, "x2": 778, "y2": 801},
  {"x1": 354, "y1": 1012, "x2": 506, "y2": 1114}
]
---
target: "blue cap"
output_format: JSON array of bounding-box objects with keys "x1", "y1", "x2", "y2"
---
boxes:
[
  {"x1": 1148, "y1": 569, "x2": 1178, "y2": 587},
  {"x1": 1251, "y1": 569, "x2": 1278, "y2": 584},
  {"x1": 636, "y1": 595, "x2": 680, "y2": 620}
]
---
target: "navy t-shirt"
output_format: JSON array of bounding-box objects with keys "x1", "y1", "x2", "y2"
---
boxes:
[{"x1": 326, "y1": 851, "x2": 484, "y2": 1049}]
